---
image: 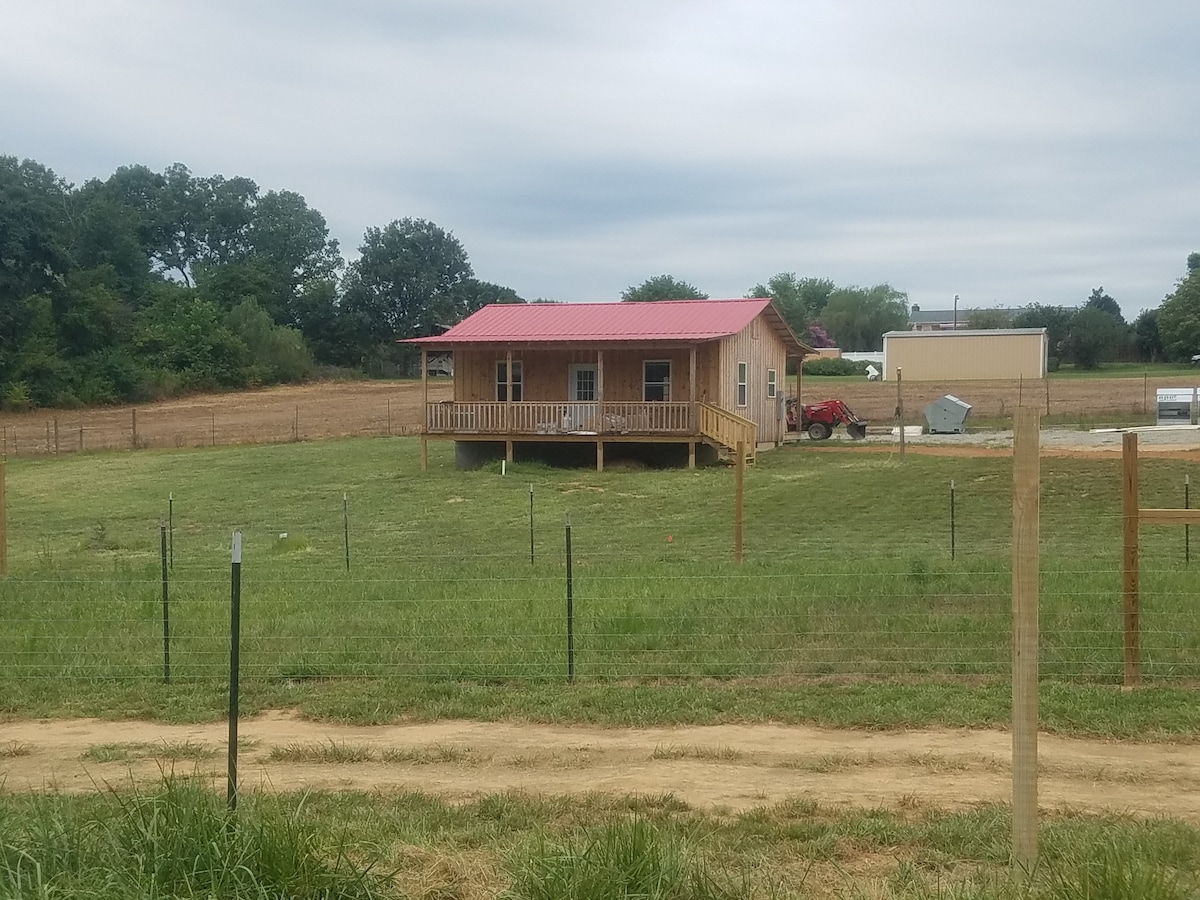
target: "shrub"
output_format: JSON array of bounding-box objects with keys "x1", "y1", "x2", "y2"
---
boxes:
[
  {"x1": 802, "y1": 358, "x2": 872, "y2": 377},
  {"x1": 2, "y1": 381, "x2": 34, "y2": 411}
]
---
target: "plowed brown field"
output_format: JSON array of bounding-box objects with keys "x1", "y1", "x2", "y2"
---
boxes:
[{"x1": 0, "y1": 374, "x2": 1190, "y2": 457}]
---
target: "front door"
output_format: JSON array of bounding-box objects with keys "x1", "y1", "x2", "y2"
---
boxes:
[{"x1": 566, "y1": 365, "x2": 598, "y2": 431}]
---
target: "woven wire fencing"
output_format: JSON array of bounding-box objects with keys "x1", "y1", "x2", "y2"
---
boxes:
[{"x1": 4, "y1": 489, "x2": 1199, "y2": 687}]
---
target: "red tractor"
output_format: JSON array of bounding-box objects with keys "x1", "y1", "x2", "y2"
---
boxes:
[{"x1": 786, "y1": 399, "x2": 868, "y2": 441}]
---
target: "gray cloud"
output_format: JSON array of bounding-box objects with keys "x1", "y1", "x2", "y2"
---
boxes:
[{"x1": 3, "y1": 0, "x2": 1197, "y2": 315}]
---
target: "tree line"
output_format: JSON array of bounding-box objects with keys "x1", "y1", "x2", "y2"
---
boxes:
[
  {"x1": 5, "y1": 153, "x2": 1199, "y2": 414},
  {"x1": 622, "y1": 257, "x2": 1200, "y2": 370},
  {"x1": 0, "y1": 156, "x2": 522, "y2": 411}
]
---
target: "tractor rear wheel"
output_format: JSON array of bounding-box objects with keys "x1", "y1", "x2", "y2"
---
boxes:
[{"x1": 807, "y1": 422, "x2": 832, "y2": 441}]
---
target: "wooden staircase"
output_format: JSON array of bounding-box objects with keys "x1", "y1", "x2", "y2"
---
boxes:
[{"x1": 698, "y1": 403, "x2": 757, "y2": 464}]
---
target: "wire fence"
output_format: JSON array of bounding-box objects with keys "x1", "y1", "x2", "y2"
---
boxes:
[
  {"x1": 4, "y1": 501, "x2": 1199, "y2": 687},
  {"x1": 0, "y1": 387, "x2": 428, "y2": 458},
  {"x1": 2, "y1": 372, "x2": 1198, "y2": 458}
]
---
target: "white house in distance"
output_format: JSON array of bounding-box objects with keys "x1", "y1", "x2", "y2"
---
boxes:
[{"x1": 881, "y1": 329, "x2": 1049, "y2": 380}]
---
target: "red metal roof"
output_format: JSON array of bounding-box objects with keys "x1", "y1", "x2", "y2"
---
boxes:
[{"x1": 406, "y1": 299, "x2": 811, "y2": 353}]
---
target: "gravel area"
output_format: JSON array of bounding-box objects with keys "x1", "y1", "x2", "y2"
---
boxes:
[{"x1": 848, "y1": 425, "x2": 1200, "y2": 453}]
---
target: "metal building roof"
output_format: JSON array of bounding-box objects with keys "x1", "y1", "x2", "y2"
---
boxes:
[{"x1": 406, "y1": 299, "x2": 812, "y2": 354}]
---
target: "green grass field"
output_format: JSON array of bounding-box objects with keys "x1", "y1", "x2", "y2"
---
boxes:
[
  {"x1": 2, "y1": 435, "x2": 1200, "y2": 736},
  {"x1": 5, "y1": 436, "x2": 1200, "y2": 898},
  {"x1": 3, "y1": 776, "x2": 1198, "y2": 899}
]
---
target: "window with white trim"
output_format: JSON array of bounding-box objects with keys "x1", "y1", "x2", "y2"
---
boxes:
[
  {"x1": 737, "y1": 361, "x2": 748, "y2": 407},
  {"x1": 766, "y1": 368, "x2": 777, "y2": 399},
  {"x1": 496, "y1": 360, "x2": 523, "y2": 401},
  {"x1": 643, "y1": 360, "x2": 671, "y2": 401}
]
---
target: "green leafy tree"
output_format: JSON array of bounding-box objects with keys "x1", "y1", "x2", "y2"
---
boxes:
[
  {"x1": 1157, "y1": 260, "x2": 1200, "y2": 361},
  {"x1": 1012, "y1": 304, "x2": 1075, "y2": 358},
  {"x1": 451, "y1": 278, "x2": 526, "y2": 310},
  {"x1": 966, "y1": 308, "x2": 1014, "y2": 329},
  {"x1": 339, "y1": 218, "x2": 474, "y2": 364},
  {"x1": 226, "y1": 299, "x2": 312, "y2": 384},
  {"x1": 621, "y1": 275, "x2": 707, "y2": 302},
  {"x1": 746, "y1": 273, "x2": 834, "y2": 340},
  {"x1": 1085, "y1": 286, "x2": 1125, "y2": 325},
  {"x1": 1062, "y1": 307, "x2": 1125, "y2": 369},
  {"x1": 816, "y1": 284, "x2": 908, "y2": 351},
  {"x1": 1132, "y1": 309, "x2": 1163, "y2": 362},
  {"x1": 134, "y1": 286, "x2": 247, "y2": 390}
]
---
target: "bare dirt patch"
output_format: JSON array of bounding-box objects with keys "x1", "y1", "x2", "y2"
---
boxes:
[
  {"x1": 0, "y1": 380, "x2": 453, "y2": 456},
  {"x1": 1, "y1": 374, "x2": 1195, "y2": 458},
  {"x1": 4, "y1": 712, "x2": 1199, "y2": 821}
]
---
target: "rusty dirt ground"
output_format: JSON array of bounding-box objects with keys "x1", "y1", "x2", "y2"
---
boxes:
[{"x1": 3, "y1": 712, "x2": 1199, "y2": 822}]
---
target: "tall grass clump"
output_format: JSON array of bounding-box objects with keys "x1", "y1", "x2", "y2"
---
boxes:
[
  {"x1": 504, "y1": 817, "x2": 763, "y2": 900},
  {"x1": 0, "y1": 776, "x2": 396, "y2": 899}
]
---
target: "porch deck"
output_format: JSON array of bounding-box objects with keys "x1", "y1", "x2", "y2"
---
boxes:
[{"x1": 420, "y1": 401, "x2": 760, "y2": 471}]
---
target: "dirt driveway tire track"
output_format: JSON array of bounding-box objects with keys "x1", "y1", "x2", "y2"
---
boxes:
[{"x1": 4, "y1": 712, "x2": 1199, "y2": 821}]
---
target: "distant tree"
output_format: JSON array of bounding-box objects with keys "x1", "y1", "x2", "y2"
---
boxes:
[
  {"x1": 451, "y1": 278, "x2": 526, "y2": 310},
  {"x1": 1157, "y1": 261, "x2": 1200, "y2": 361},
  {"x1": 1062, "y1": 307, "x2": 1125, "y2": 369},
  {"x1": 621, "y1": 275, "x2": 707, "y2": 302},
  {"x1": 747, "y1": 273, "x2": 835, "y2": 339},
  {"x1": 966, "y1": 308, "x2": 1014, "y2": 329},
  {"x1": 1085, "y1": 286, "x2": 1125, "y2": 325},
  {"x1": 1012, "y1": 304, "x2": 1074, "y2": 359},
  {"x1": 1188, "y1": 252, "x2": 1199, "y2": 274},
  {"x1": 1132, "y1": 309, "x2": 1163, "y2": 362},
  {"x1": 817, "y1": 284, "x2": 908, "y2": 351},
  {"x1": 339, "y1": 218, "x2": 474, "y2": 366}
]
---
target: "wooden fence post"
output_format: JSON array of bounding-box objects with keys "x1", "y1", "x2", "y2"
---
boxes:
[
  {"x1": 0, "y1": 459, "x2": 7, "y2": 575},
  {"x1": 734, "y1": 441, "x2": 745, "y2": 563},
  {"x1": 1122, "y1": 433, "x2": 1140, "y2": 687},
  {"x1": 1012, "y1": 406, "x2": 1040, "y2": 875}
]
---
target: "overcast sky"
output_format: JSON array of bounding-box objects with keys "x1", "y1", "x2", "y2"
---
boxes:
[{"x1": 4, "y1": 0, "x2": 1197, "y2": 317}]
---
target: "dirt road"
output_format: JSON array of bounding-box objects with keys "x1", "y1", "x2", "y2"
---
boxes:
[{"x1": 4, "y1": 712, "x2": 1198, "y2": 820}]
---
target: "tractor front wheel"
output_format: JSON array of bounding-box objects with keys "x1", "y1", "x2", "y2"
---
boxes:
[{"x1": 807, "y1": 422, "x2": 832, "y2": 441}]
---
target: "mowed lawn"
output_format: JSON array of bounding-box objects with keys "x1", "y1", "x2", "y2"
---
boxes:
[{"x1": 3, "y1": 435, "x2": 1200, "y2": 736}]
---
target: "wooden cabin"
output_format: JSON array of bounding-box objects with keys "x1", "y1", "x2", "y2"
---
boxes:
[{"x1": 407, "y1": 298, "x2": 813, "y2": 470}]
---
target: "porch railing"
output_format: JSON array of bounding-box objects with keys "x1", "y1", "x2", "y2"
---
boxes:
[
  {"x1": 425, "y1": 401, "x2": 696, "y2": 435},
  {"x1": 698, "y1": 403, "x2": 757, "y2": 461}
]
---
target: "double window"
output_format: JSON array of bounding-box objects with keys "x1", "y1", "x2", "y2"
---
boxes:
[
  {"x1": 737, "y1": 361, "x2": 748, "y2": 407},
  {"x1": 767, "y1": 368, "x2": 777, "y2": 399},
  {"x1": 496, "y1": 360, "x2": 523, "y2": 401}
]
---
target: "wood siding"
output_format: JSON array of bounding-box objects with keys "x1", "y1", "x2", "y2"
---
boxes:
[
  {"x1": 715, "y1": 320, "x2": 789, "y2": 442},
  {"x1": 453, "y1": 347, "x2": 701, "y2": 403}
]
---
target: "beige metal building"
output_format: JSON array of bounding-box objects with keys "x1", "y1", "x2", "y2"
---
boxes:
[{"x1": 881, "y1": 329, "x2": 1048, "y2": 381}]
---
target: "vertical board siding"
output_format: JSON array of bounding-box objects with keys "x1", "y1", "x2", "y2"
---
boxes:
[
  {"x1": 448, "y1": 312, "x2": 789, "y2": 440},
  {"x1": 454, "y1": 348, "x2": 698, "y2": 402},
  {"x1": 716, "y1": 316, "x2": 788, "y2": 439}
]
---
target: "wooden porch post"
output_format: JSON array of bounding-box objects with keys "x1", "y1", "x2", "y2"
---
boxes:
[
  {"x1": 596, "y1": 440, "x2": 604, "y2": 472},
  {"x1": 420, "y1": 348, "x2": 428, "y2": 471},
  {"x1": 505, "y1": 349, "x2": 513, "y2": 435},
  {"x1": 689, "y1": 345, "x2": 697, "y2": 433},
  {"x1": 597, "y1": 349, "x2": 605, "y2": 428}
]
